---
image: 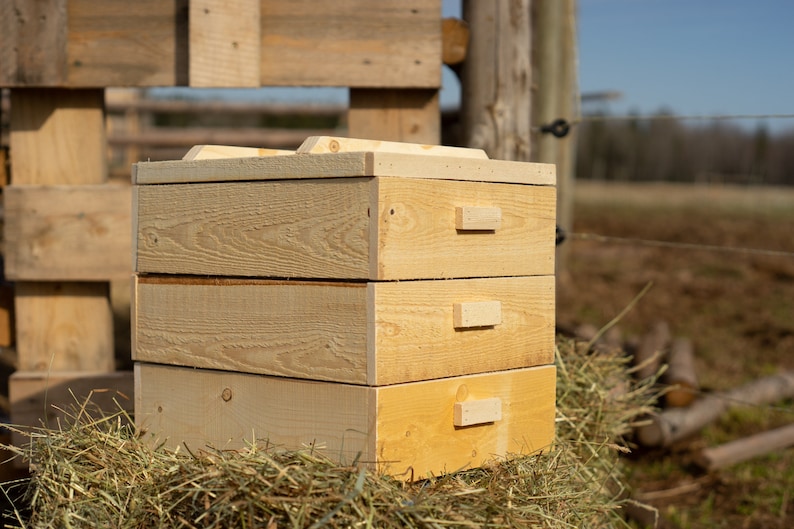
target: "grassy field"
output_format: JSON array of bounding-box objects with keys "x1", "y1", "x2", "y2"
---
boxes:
[{"x1": 558, "y1": 181, "x2": 794, "y2": 528}]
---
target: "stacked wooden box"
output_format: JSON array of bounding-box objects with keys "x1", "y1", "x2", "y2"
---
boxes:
[{"x1": 132, "y1": 137, "x2": 557, "y2": 479}]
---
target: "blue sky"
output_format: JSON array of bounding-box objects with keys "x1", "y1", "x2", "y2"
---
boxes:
[{"x1": 576, "y1": 0, "x2": 794, "y2": 130}]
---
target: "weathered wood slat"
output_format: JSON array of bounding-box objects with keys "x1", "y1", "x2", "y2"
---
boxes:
[
  {"x1": 2, "y1": 1, "x2": 441, "y2": 88},
  {"x1": 67, "y1": 0, "x2": 187, "y2": 86},
  {"x1": 0, "y1": 0, "x2": 67, "y2": 85},
  {"x1": 260, "y1": 0, "x2": 441, "y2": 88},
  {"x1": 348, "y1": 89, "x2": 441, "y2": 144},
  {"x1": 4, "y1": 185, "x2": 132, "y2": 281},
  {"x1": 134, "y1": 363, "x2": 556, "y2": 479},
  {"x1": 189, "y1": 0, "x2": 260, "y2": 87},
  {"x1": 8, "y1": 88, "x2": 115, "y2": 378},
  {"x1": 9, "y1": 89, "x2": 106, "y2": 185},
  {"x1": 132, "y1": 276, "x2": 554, "y2": 386},
  {"x1": 15, "y1": 282, "x2": 115, "y2": 373}
]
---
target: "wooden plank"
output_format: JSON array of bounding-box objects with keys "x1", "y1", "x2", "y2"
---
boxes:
[
  {"x1": 134, "y1": 363, "x2": 556, "y2": 479},
  {"x1": 4, "y1": 185, "x2": 132, "y2": 281},
  {"x1": 0, "y1": 0, "x2": 67, "y2": 85},
  {"x1": 9, "y1": 88, "x2": 115, "y2": 375},
  {"x1": 9, "y1": 89, "x2": 106, "y2": 184},
  {"x1": 260, "y1": 0, "x2": 441, "y2": 88},
  {"x1": 66, "y1": 0, "x2": 187, "y2": 87},
  {"x1": 111, "y1": 127, "x2": 332, "y2": 149},
  {"x1": 189, "y1": 0, "x2": 260, "y2": 87},
  {"x1": 135, "y1": 362, "x2": 373, "y2": 461},
  {"x1": 132, "y1": 276, "x2": 554, "y2": 385},
  {"x1": 377, "y1": 365, "x2": 556, "y2": 478},
  {"x1": 298, "y1": 135, "x2": 487, "y2": 159},
  {"x1": 373, "y1": 177, "x2": 556, "y2": 279},
  {"x1": 133, "y1": 277, "x2": 370, "y2": 384},
  {"x1": 132, "y1": 151, "x2": 556, "y2": 186},
  {"x1": 134, "y1": 177, "x2": 555, "y2": 280},
  {"x1": 10, "y1": 370, "x2": 134, "y2": 447},
  {"x1": 182, "y1": 145, "x2": 294, "y2": 160},
  {"x1": 348, "y1": 89, "x2": 441, "y2": 144},
  {"x1": 134, "y1": 178, "x2": 372, "y2": 278},
  {"x1": 15, "y1": 282, "x2": 115, "y2": 373}
]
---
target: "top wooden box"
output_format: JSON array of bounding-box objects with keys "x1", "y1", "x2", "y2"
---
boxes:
[{"x1": 132, "y1": 138, "x2": 556, "y2": 281}]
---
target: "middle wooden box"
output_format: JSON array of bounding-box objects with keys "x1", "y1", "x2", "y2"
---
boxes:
[{"x1": 133, "y1": 275, "x2": 555, "y2": 386}]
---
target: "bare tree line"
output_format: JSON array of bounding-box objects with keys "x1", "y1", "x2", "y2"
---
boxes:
[{"x1": 576, "y1": 110, "x2": 794, "y2": 185}]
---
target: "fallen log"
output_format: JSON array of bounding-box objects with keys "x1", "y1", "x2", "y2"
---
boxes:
[
  {"x1": 663, "y1": 337, "x2": 699, "y2": 408},
  {"x1": 695, "y1": 422, "x2": 794, "y2": 471},
  {"x1": 637, "y1": 371, "x2": 794, "y2": 447},
  {"x1": 632, "y1": 320, "x2": 670, "y2": 381}
]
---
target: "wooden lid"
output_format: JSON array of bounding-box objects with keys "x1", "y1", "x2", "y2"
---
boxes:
[{"x1": 133, "y1": 136, "x2": 556, "y2": 186}]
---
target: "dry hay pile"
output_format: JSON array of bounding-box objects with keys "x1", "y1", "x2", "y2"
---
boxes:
[{"x1": 1, "y1": 339, "x2": 658, "y2": 528}]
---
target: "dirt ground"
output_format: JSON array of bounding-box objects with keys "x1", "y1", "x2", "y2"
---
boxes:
[{"x1": 557, "y1": 181, "x2": 794, "y2": 529}]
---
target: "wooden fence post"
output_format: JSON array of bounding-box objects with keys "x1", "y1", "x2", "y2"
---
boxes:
[
  {"x1": 460, "y1": 0, "x2": 533, "y2": 161},
  {"x1": 534, "y1": 0, "x2": 578, "y2": 273}
]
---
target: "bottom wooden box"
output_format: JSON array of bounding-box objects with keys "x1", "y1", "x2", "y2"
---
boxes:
[{"x1": 135, "y1": 363, "x2": 556, "y2": 479}]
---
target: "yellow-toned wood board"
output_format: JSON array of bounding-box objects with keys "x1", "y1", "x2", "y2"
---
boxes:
[
  {"x1": 135, "y1": 363, "x2": 556, "y2": 479},
  {"x1": 0, "y1": 0, "x2": 67, "y2": 85},
  {"x1": 132, "y1": 276, "x2": 554, "y2": 385},
  {"x1": 298, "y1": 136, "x2": 487, "y2": 159},
  {"x1": 260, "y1": 0, "x2": 441, "y2": 88},
  {"x1": 134, "y1": 177, "x2": 555, "y2": 280},
  {"x1": 9, "y1": 89, "x2": 106, "y2": 184},
  {"x1": 375, "y1": 364, "x2": 556, "y2": 479},
  {"x1": 189, "y1": 0, "x2": 260, "y2": 87},
  {"x1": 182, "y1": 145, "x2": 294, "y2": 160},
  {"x1": 132, "y1": 151, "x2": 555, "y2": 186},
  {"x1": 10, "y1": 370, "x2": 134, "y2": 449},
  {"x1": 4, "y1": 185, "x2": 132, "y2": 281},
  {"x1": 15, "y1": 282, "x2": 114, "y2": 373},
  {"x1": 348, "y1": 89, "x2": 441, "y2": 145}
]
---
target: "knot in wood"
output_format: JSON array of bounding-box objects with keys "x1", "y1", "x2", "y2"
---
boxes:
[{"x1": 221, "y1": 387, "x2": 233, "y2": 402}]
